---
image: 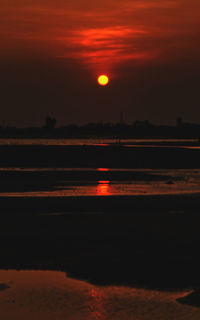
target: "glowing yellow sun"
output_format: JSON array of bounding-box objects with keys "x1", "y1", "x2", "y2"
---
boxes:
[{"x1": 97, "y1": 75, "x2": 109, "y2": 86}]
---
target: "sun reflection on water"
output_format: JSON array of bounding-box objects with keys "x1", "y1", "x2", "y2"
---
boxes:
[
  {"x1": 97, "y1": 181, "x2": 110, "y2": 196},
  {"x1": 86, "y1": 288, "x2": 106, "y2": 320}
]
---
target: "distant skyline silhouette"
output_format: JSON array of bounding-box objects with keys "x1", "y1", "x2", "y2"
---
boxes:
[{"x1": 1, "y1": 117, "x2": 200, "y2": 140}]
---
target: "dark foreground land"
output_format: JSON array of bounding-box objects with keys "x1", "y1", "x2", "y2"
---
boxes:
[
  {"x1": 1, "y1": 143, "x2": 200, "y2": 168},
  {"x1": 1, "y1": 194, "x2": 200, "y2": 291}
]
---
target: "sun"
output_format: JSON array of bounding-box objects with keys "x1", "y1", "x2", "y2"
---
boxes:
[{"x1": 97, "y1": 75, "x2": 109, "y2": 86}]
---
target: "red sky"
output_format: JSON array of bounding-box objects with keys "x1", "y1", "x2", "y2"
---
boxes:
[{"x1": 0, "y1": 0, "x2": 200, "y2": 126}]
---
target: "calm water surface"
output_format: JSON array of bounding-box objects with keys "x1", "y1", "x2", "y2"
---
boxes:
[
  {"x1": 1, "y1": 138, "x2": 199, "y2": 197},
  {"x1": 0, "y1": 270, "x2": 199, "y2": 320},
  {"x1": 1, "y1": 140, "x2": 199, "y2": 319},
  {"x1": 1, "y1": 167, "x2": 200, "y2": 197},
  {"x1": 0, "y1": 138, "x2": 199, "y2": 147}
]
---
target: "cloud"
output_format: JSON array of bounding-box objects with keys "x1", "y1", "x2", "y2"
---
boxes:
[
  {"x1": 57, "y1": 26, "x2": 153, "y2": 73},
  {"x1": 0, "y1": 0, "x2": 199, "y2": 74}
]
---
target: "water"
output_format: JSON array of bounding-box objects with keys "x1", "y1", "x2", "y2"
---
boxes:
[
  {"x1": 1, "y1": 138, "x2": 199, "y2": 319},
  {"x1": 0, "y1": 270, "x2": 199, "y2": 320},
  {"x1": 0, "y1": 139, "x2": 200, "y2": 320},
  {"x1": 0, "y1": 138, "x2": 199, "y2": 147},
  {"x1": 1, "y1": 167, "x2": 200, "y2": 197}
]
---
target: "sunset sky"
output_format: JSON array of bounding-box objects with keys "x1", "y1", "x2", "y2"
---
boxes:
[{"x1": 0, "y1": 0, "x2": 200, "y2": 126}]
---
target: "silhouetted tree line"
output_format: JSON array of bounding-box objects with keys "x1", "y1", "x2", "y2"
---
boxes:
[{"x1": 1, "y1": 116, "x2": 200, "y2": 139}]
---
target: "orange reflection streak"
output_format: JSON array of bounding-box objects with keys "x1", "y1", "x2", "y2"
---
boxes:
[
  {"x1": 97, "y1": 181, "x2": 110, "y2": 196},
  {"x1": 97, "y1": 168, "x2": 109, "y2": 172},
  {"x1": 86, "y1": 288, "x2": 106, "y2": 320}
]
